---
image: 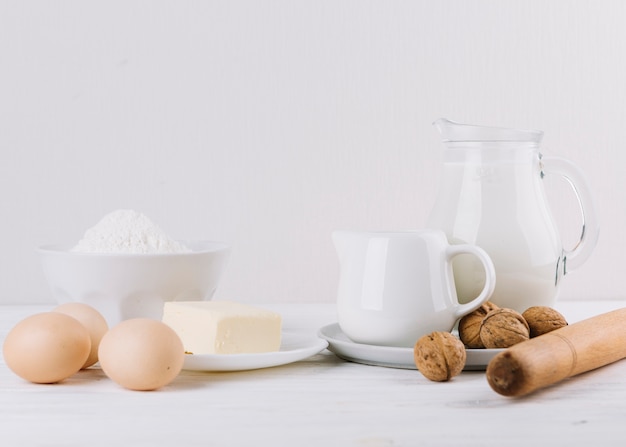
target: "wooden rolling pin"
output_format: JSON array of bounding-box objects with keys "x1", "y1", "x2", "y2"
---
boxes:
[{"x1": 486, "y1": 308, "x2": 626, "y2": 397}]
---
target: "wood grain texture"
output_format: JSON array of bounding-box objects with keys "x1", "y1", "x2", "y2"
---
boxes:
[
  {"x1": 487, "y1": 308, "x2": 626, "y2": 397},
  {"x1": 2, "y1": 302, "x2": 626, "y2": 446}
]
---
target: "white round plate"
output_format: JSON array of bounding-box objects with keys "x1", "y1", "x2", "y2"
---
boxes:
[
  {"x1": 318, "y1": 323, "x2": 503, "y2": 371},
  {"x1": 182, "y1": 331, "x2": 329, "y2": 372}
]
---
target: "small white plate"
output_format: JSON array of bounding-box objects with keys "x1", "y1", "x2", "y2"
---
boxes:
[
  {"x1": 318, "y1": 323, "x2": 503, "y2": 371},
  {"x1": 182, "y1": 331, "x2": 329, "y2": 372}
]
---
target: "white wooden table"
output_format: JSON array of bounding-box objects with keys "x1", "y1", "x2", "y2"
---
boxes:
[{"x1": 2, "y1": 300, "x2": 626, "y2": 447}]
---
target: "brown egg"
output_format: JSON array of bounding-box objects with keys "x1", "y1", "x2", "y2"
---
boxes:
[
  {"x1": 53, "y1": 302, "x2": 108, "y2": 368},
  {"x1": 98, "y1": 318, "x2": 184, "y2": 391},
  {"x1": 3, "y1": 312, "x2": 91, "y2": 384}
]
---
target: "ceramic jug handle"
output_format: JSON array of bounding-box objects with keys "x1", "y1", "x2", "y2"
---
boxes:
[
  {"x1": 445, "y1": 245, "x2": 496, "y2": 319},
  {"x1": 540, "y1": 156, "x2": 600, "y2": 274}
]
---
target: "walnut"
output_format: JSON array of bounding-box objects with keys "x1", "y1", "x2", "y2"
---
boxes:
[
  {"x1": 413, "y1": 331, "x2": 466, "y2": 382},
  {"x1": 479, "y1": 308, "x2": 530, "y2": 348},
  {"x1": 458, "y1": 301, "x2": 499, "y2": 348},
  {"x1": 522, "y1": 306, "x2": 568, "y2": 338}
]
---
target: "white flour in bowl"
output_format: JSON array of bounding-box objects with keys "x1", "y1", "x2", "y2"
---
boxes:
[{"x1": 72, "y1": 209, "x2": 191, "y2": 254}]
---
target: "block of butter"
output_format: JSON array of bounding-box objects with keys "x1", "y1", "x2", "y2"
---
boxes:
[{"x1": 162, "y1": 301, "x2": 282, "y2": 355}]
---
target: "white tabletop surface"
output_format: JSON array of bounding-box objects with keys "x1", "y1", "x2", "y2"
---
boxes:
[{"x1": 2, "y1": 300, "x2": 626, "y2": 447}]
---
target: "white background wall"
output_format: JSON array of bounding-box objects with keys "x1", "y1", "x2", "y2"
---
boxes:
[{"x1": 1, "y1": 1, "x2": 625, "y2": 305}]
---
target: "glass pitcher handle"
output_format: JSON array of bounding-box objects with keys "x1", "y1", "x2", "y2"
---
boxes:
[{"x1": 540, "y1": 155, "x2": 600, "y2": 274}]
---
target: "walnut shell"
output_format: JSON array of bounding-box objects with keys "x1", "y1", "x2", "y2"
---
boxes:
[
  {"x1": 413, "y1": 331, "x2": 466, "y2": 382},
  {"x1": 479, "y1": 308, "x2": 530, "y2": 348},
  {"x1": 522, "y1": 306, "x2": 568, "y2": 337},
  {"x1": 458, "y1": 301, "x2": 500, "y2": 348}
]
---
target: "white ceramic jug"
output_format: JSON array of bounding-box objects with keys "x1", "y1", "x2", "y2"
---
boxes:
[
  {"x1": 333, "y1": 230, "x2": 495, "y2": 347},
  {"x1": 427, "y1": 119, "x2": 599, "y2": 312}
]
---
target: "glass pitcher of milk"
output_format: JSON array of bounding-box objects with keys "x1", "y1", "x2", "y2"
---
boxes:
[{"x1": 427, "y1": 118, "x2": 599, "y2": 312}]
